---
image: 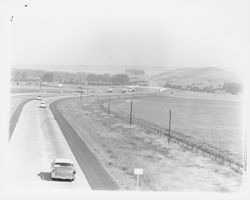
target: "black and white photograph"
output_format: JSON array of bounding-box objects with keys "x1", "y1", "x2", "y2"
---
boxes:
[{"x1": 0, "y1": 0, "x2": 249, "y2": 199}]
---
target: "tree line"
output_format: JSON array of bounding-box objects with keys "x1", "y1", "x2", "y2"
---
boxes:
[
  {"x1": 164, "y1": 81, "x2": 242, "y2": 95},
  {"x1": 222, "y1": 81, "x2": 242, "y2": 94},
  {"x1": 86, "y1": 73, "x2": 129, "y2": 85},
  {"x1": 12, "y1": 69, "x2": 130, "y2": 85},
  {"x1": 41, "y1": 72, "x2": 130, "y2": 85}
]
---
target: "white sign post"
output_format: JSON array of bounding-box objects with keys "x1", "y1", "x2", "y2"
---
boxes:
[{"x1": 134, "y1": 168, "x2": 143, "y2": 190}]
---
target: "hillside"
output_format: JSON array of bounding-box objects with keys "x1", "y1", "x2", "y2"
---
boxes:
[{"x1": 152, "y1": 67, "x2": 240, "y2": 88}]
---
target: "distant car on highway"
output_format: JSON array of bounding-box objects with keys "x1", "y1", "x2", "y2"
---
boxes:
[
  {"x1": 121, "y1": 89, "x2": 127, "y2": 94},
  {"x1": 51, "y1": 159, "x2": 76, "y2": 181},
  {"x1": 36, "y1": 95, "x2": 42, "y2": 100},
  {"x1": 40, "y1": 102, "x2": 47, "y2": 108},
  {"x1": 107, "y1": 88, "x2": 113, "y2": 93}
]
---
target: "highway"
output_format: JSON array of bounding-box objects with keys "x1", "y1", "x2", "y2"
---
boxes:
[
  {"x1": 7, "y1": 96, "x2": 91, "y2": 194},
  {"x1": 50, "y1": 99, "x2": 119, "y2": 190},
  {"x1": 6, "y1": 94, "x2": 119, "y2": 198},
  {"x1": 9, "y1": 97, "x2": 34, "y2": 139},
  {"x1": 9, "y1": 93, "x2": 78, "y2": 139},
  {"x1": 9, "y1": 93, "x2": 76, "y2": 118}
]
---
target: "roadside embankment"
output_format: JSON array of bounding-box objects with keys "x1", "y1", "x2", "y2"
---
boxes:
[{"x1": 57, "y1": 97, "x2": 242, "y2": 191}]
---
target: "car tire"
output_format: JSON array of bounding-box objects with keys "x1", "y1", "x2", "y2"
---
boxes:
[{"x1": 51, "y1": 174, "x2": 55, "y2": 181}]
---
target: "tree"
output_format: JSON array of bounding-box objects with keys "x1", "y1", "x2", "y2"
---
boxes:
[
  {"x1": 177, "y1": 85, "x2": 182, "y2": 89},
  {"x1": 41, "y1": 72, "x2": 54, "y2": 82},
  {"x1": 191, "y1": 86, "x2": 200, "y2": 91},
  {"x1": 75, "y1": 72, "x2": 88, "y2": 83},
  {"x1": 14, "y1": 71, "x2": 21, "y2": 85},
  {"x1": 112, "y1": 74, "x2": 129, "y2": 84},
  {"x1": 86, "y1": 73, "x2": 129, "y2": 85},
  {"x1": 86, "y1": 74, "x2": 98, "y2": 83},
  {"x1": 20, "y1": 72, "x2": 28, "y2": 81},
  {"x1": 164, "y1": 83, "x2": 172, "y2": 88},
  {"x1": 223, "y1": 81, "x2": 242, "y2": 94}
]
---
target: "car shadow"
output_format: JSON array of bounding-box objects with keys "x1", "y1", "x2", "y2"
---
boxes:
[
  {"x1": 38, "y1": 172, "x2": 73, "y2": 182},
  {"x1": 38, "y1": 172, "x2": 52, "y2": 181}
]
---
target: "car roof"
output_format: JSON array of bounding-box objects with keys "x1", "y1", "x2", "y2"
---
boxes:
[{"x1": 54, "y1": 158, "x2": 74, "y2": 164}]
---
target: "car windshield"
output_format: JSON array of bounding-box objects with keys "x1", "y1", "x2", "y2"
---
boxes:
[{"x1": 54, "y1": 162, "x2": 72, "y2": 167}]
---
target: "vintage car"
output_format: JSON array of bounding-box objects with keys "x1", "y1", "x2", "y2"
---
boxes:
[
  {"x1": 36, "y1": 95, "x2": 42, "y2": 100},
  {"x1": 51, "y1": 159, "x2": 76, "y2": 181},
  {"x1": 40, "y1": 102, "x2": 47, "y2": 108}
]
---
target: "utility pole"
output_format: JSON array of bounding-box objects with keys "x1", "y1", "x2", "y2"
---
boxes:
[
  {"x1": 80, "y1": 86, "x2": 83, "y2": 101},
  {"x1": 39, "y1": 80, "x2": 42, "y2": 94},
  {"x1": 168, "y1": 109, "x2": 171, "y2": 143},
  {"x1": 108, "y1": 96, "x2": 111, "y2": 114},
  {"x1": 130, "y1": 100, "x2": 133, "y2": 125}
]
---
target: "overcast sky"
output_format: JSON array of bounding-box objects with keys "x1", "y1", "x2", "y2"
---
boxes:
[{"x1": 6, "y1": 0, "x2": 250, "y2": 74}]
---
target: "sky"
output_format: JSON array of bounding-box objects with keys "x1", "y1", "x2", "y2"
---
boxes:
[{"x1": 3, "y1": 0, "x2": 250, "y2": 75}]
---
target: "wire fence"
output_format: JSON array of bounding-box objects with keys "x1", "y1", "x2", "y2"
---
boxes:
[{"x1": 99, "y1": 96, "x2": 245, "y2": 174}]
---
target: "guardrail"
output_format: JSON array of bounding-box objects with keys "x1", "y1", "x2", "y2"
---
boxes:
[{"x1": 99, "y1": 96, "x2": 245, "y2": 174}]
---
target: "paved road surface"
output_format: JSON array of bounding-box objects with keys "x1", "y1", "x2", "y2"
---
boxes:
[
  {"x1": 9, "y1": 93, "x2": 79, "y2": 139},
  {"x1": 50, "y1": 99, "x2": 119, "y2": 190},
  {"x1": 9, "y1": 98, "x2": 34, "y2": 139},
  {"x1": 6, "y1": 96, "x2": 91, "y2": 194},
  {"x1": 10, "y1": 93, "x2": 78, "y2": 118}
]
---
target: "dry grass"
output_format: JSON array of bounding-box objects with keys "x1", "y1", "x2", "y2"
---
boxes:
[
  {"x1": 58, "y1": 98, "x2": 242, "y2": 191},
  {"x1": 110, "y1": 95, "x2": 243, "y2": 161}
]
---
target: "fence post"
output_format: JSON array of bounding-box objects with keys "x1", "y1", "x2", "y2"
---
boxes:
[
  {"x1": 244, "y1": 130, "x2": 247, "y2": 171},
  {"x1": 108, "y1": 96, "x2": 110, "y2": 114},
  {"x1": 130, "y1": 100, "x2": 133, "y2": 125},
  {"x1": 168, "y1": 109, "x2": 171, "y2": 144}
]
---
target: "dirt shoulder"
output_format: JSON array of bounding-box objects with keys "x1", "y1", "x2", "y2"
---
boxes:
[{"x1": 57, "y1": 97, "x2": 242, "y2": 191}]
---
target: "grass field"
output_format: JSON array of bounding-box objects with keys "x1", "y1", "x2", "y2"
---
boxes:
[
  {"x1": 110, "y1": 95, "x2": 243, "y2": 161},
  {"x1": 58, "y1": 97, "x2": 242, "y2": 191}
]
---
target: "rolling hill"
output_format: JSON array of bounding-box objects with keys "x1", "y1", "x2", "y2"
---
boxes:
[{"x1": 151, "y1": 67, "x2": 240, "y2": 88}]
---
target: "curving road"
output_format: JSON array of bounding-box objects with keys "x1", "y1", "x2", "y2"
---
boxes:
[
  {"x1": 7, "y1": 94, "x2": 119, "y2": 196},
  {"x1": 7, "y1": 96, "x2": 91, "y2": 193},
  {"x1": 50, "y1": 99, "x2": 119, "y2": 190},
  {"x1": 9, "y1": 97, "x2": 34, "y2": 140},
  {"x1": 9, "y1": 93, "x2": 78, "y2": 139}
]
